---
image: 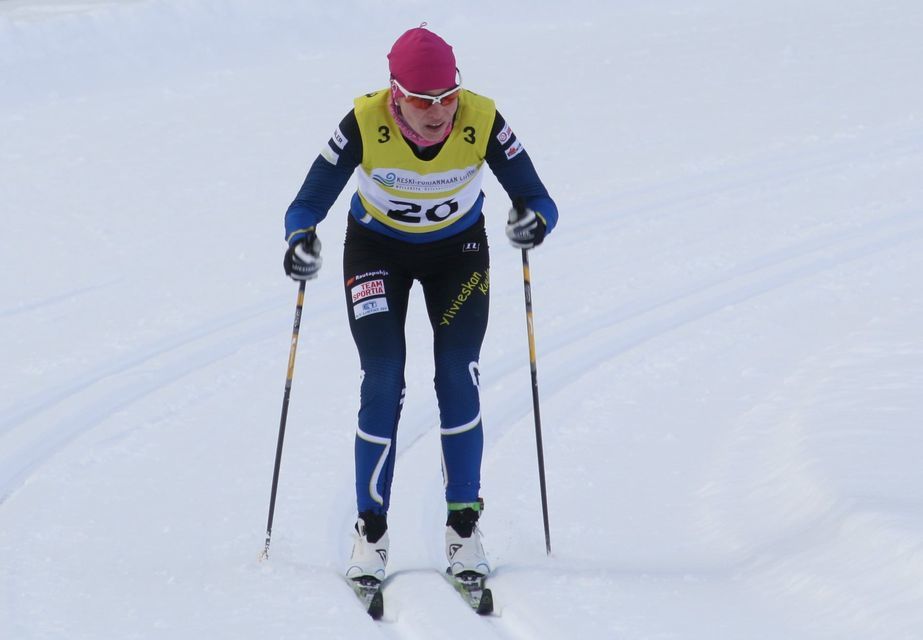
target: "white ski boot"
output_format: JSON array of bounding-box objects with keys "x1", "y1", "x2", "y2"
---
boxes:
[
  {"x1": 445, "y1": 506, "x2": 490, "y2": 577},
  {"x1": 345, "y1": 512, "x2": 389, "y2": 582}
]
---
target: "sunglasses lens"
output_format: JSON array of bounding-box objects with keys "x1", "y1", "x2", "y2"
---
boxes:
[
  {"x1": 402, "y1": 87, "x2": 461, "y2": 110},
  {"x1": 406, "y1": 95, "x2": 436, "y2": 109}
]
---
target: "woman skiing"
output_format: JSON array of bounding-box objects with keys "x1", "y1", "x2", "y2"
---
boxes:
[{"x1": 283, "y1": 25, "x2": 558, "y2": 591}]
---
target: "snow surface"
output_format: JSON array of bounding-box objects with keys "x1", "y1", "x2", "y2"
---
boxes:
[{"x1": 2, "y1": 1, "x2": 923, "y2": 638}]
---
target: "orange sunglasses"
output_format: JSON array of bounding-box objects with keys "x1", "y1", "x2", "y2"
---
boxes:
[{"x1": 391, "y1": 76, "x2": 463, "y2": 110}]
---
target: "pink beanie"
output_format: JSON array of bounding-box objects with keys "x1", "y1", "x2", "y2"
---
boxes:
[{"x1": 387, "y1": 27, "x2": 456, "y2": 92}]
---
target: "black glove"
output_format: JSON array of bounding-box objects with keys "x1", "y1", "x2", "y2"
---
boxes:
[
  {"x1": 283, "y1": 231, "x2": 322, "y2": 281},
  {"x1": 506, "y1": 203, "x2": 547, "y2": 249}
]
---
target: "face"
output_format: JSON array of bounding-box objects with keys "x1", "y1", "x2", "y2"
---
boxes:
[{"x1": 397, "y1": 87, "x2": 460, "y2": 142}]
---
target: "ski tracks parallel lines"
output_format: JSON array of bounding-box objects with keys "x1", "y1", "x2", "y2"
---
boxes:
[
  {"x1": 0, "y1": 279, "x2": 117, "y2": 318},
  {"x1": 0, "y1": 293, "x2": 289, "y2": 435},
  {"x1": 561, "y1": 124, "x2": 923, "y2": 238},
  {"x1": 539, "y1": 208, "x2": 923, "y2": 363},
  {"x1": 0, "y1": 288, "x2": 346, "y2": 504},
  {"x1": 0, "y1": 321, "x2": 273, "y2": 503},
  {"x1": 488, "y1": 214, "x2": 923, "y2": 440}
]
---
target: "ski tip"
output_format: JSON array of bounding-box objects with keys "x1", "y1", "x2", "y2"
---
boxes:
[
  {"x1": 477, "y1": 588, "x2": 494, "y2": 615},
  {"x1": 445, "y1": 569, "x2": 494, "y2": 615},
  {"x1": 368, "y1": 590, "x2": 384, "y2": 620},
  {"x1": 347, "y1": 576, "x2": 385, "y2": 620}
]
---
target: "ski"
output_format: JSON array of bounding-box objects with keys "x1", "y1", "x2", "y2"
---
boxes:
[
  {"x1": 445, "y1": 569, "x2": 494, "y2": 615},
  {"x1": 348, "y1": 576, "x2": 384, "y2": 620}
]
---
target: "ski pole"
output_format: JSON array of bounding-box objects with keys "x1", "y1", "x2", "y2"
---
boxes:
[
  {"x1": 260, "y1": 280, "x2": 306, "y2": 560},
  {"x1": 518, "y1": 245, "x2": 552, "y2": 555}
]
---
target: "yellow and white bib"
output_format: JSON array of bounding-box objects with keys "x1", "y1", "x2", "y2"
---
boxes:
[{"x1": 353, "y1": 89, "x2": 496, "y2": 236}]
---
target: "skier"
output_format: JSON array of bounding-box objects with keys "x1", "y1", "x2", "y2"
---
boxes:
[{"x1": 283, "y1": 25, "x2": 558, "y2": 588}]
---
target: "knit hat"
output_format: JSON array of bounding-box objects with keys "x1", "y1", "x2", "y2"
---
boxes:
[{"x1": 387, "y1": 26, "x2": 456, "y2": 92}]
